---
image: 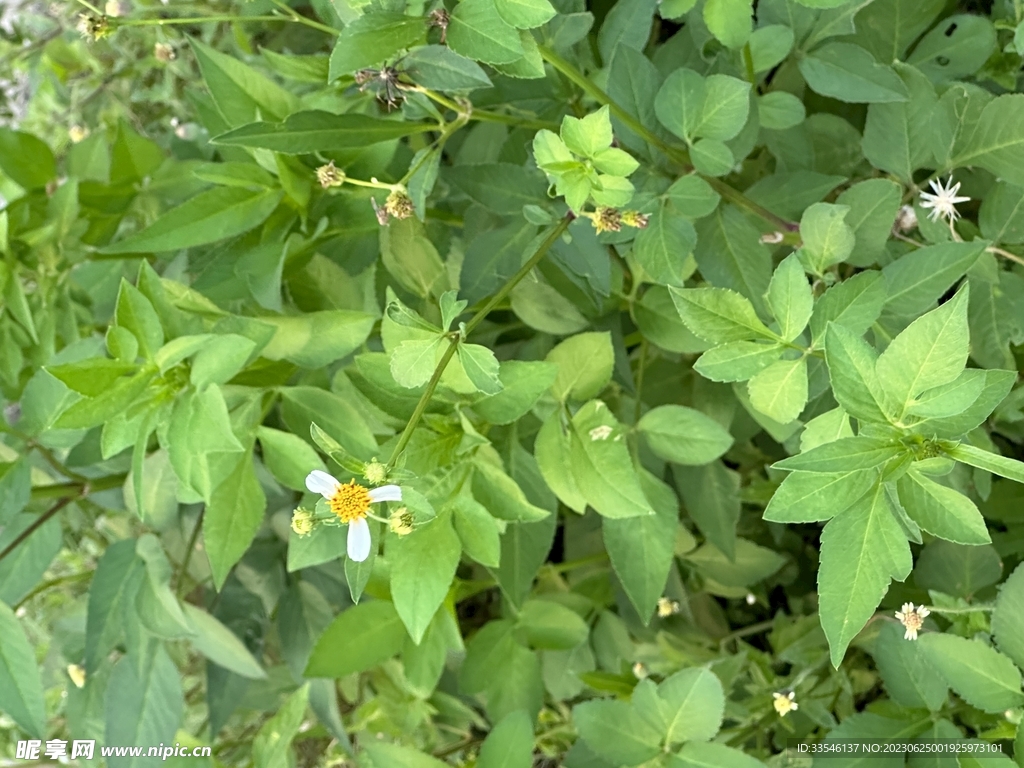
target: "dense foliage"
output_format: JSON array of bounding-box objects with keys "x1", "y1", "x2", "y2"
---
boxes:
[{"x1": 4, "y1": 0, "x2": 1024, "y2": 765}]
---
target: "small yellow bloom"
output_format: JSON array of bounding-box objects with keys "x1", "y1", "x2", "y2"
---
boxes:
[
  {"x1": 621, "y1": 210, "x2": 650, "y2": 229},
  {"x1": 305, "y1": 470, "x2": 402, "y2": 561},
  {"x1": 76, "y1": 13, "x2": 110, "y2": 41},
  {"x1": 591, "y1": 206, "x2": 622, "y2": 234},
  {"x1": 894, "y1": 602, "x2": 930, "y2": 641},
  {"x1": 67, "y1": 664, "x2": 86, "y2": 688},
  {"x1": 291, "y1": 507, "x2": 315, "y2": 537},
  {"x1": 363, "y1": 459, "x2": 387, "y2": 486},
  {"x1": 632, "y1": 662, "x2": 648, "y2": 679},
  {"x1": 773, "y1": 691, "x2": 798, "y2": 717},
  {"x1": 316, "y1": 161, "x2": 345, "y2": 189},
  {"x1": 388, "y1": 507, "x2": 414, "y2": 536},
  {"x1": 384, "y1": 188, "x2": 414, "y2": 219},
  {"x1": 656, "y1": 597, "x2": 680, "y2": 618},
  {"x1": 68, "y1": 125, "x2": 89, "y2": 143}
]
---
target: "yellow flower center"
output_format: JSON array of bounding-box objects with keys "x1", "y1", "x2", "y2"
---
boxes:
[{"x1": 329, "y1": 480, "x2": 372, "y2": 523}]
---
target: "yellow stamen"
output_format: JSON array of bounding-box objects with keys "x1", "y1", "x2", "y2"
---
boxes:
[{"x1": 329, "y1": 480, "x2": 372, "y2": 523}]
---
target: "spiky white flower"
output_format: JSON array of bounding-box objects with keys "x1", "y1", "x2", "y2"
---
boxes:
[
  {"x1": 305, "y1": 470, "x2": 402, "y2": 562},
  {"x1": 919, "y1": 177, "x2": 970, "y2": 223},
  {"x1": 895, "y1": 602, "x2": 930, "y2": 641}
]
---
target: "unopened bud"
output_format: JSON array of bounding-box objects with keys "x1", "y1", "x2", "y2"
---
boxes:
[
  {"x1": 291, "y1": 507, "x2": 315, "y2": 537},
  {"x1": 364, "y1": 459, "x2": 387, "y2": 486},
  {"x1": 389, "y1": 507, "x2": 414, "y2": 536}
]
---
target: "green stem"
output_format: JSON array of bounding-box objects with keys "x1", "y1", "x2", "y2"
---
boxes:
[
  {"x1": 176, "y1": 508, "x2": 205, "y2": 598},
  {"x1": 14, "y1": 570, "x2": 93, "y2": 611},
  {"x1": 385, "y1": 216, "x2": 573, "y2": 471},
  {"x1": 116, "y1": 15, "x2": 298, "y2": 26},
  {"x1": 0, "y1": 496, "x2": 76, "y2": 564},
  {"x1": 717, "y1": 619, "x2": 775, "y2": 649},
  {"x1": 267, "y1": 0, "x2": 339, "y2": 35},
  {"x1": 537, "y1": 45, "x2": 799, "y2": 233},
  {"x1": 411, "y1": 86, "x2": 559, "y2": 131},
  {"x1": 30, "y1": 472, "x2": 128, "y2": 501},
  {"x1": 924, "y1": 604, "x2": 995, "y2": 615}
]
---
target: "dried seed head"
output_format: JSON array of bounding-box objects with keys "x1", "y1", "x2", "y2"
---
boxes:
[
  {"x1": 316, "y1": 161, "x2": 346, "y2": 189},
  {"x1": 385, "y1": 188, "x2": 415, "y2": 219},
  {"x1": 154, "y1": 42, "x2": 175, "y2": 62}
]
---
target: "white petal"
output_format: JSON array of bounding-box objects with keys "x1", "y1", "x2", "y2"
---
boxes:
[
  {"x1": 347, "y1": 517, "x2": 372, "y2": 562},
  {"x1": 368, "y1": 484, "x2": 402, "y2": 503},
  {"x1": 306, "y1": 469, "x2": 340, "y2": 497}
]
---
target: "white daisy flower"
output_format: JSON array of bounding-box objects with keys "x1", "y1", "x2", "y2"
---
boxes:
[
  {"x1": 894, "y1": 602, "x2": 930, "y2": 641},
  {"x1": 773, "y1": 691, "x2": 798, "y2": 716},
  {"x1": 919, "y1": 177, "x2": 970, "y2": 223},
  {"x1": 304, "y1": 470, "x2": 402, "y2": 562}
]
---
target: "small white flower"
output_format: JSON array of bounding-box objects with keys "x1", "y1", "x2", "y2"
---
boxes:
[
  {"x1": 773, "y1": 691, "x2": 798, "y2": 716},
  {"x1": 632, "y1": 662, "x2": 648, "y2": 679},
  {"x1": 305, "y1": 470, "x2": 402, "y2": 562},
  {"x1": 745, "y1": 593, "x2": 756, "y2": 606},
  {"x1": 895, "y1": 204, "x2": 918, "y2": 233},
  {"x1": 589, "y1": 425, "x2": 613, "y2": 441},
  {"x1": 919, "y1": 176, "x2": 970, "y2": 223},
  {"x1": 894, "y1": 602, "x2": 930, "y2": 640},
  {"x1": 656, "y1": 597, "x2": 680, "y2": 617}
]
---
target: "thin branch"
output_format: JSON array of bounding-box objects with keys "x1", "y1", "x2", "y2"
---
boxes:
[
  {"x1": 385, "y1": 216, "x2": 573, "y2": 471},
  {"x1": 176, "y1": 510, "x2": 205, "y2": 598},
  {"x1": 0, "y1": 495, "x2": 77, "y2": 564}
]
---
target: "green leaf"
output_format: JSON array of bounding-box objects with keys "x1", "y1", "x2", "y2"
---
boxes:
[
  {"x1": 100, "y1": 186, "x2": 282, "y2": 254},
  {"x1": 257, "y1": 426, "x2": 325, "y2": 491},
  {"x1": 818, "y1": 482, "x2": 911, "y2": 667},
  {"x1": 603, "y1": 470, "x2": 678, "y2": 620},
  {"x1": 404, "y1": 45, "x2": 493, "y2": 91},
  {"x1": 190, "y1": 37, "x2": 298, "y2": 126},
  {"x1": 881, "y1": 240, "x2": 986, "y2": 317},
  {"x1": 693, "y1": 205, "x2": 771, "y2": 312},
  {"x1": 452, "y1": 495, "x2": 501, "y2": 568},
  {"x1": 203, "y1": 455, "x2": 266, "y2": 590},
  {"x1": 824, "y1": 322, "x2": 890, "y2": 424},
  {"x1": 915, "y1": 540, "x2": 1001, "y2": 598},
  {"x1": 676, "y1": 461, "x2": 741, "y2": 560},
  {"x1": 390, "y1": 512, "x2": 462, "y2": 643},
  {"x1": 747, "y1": 356, "x2": 808, "y2": 424},
  {"x1": 573, "y1": 700, "x2": 662, "y2": 766},
  {"x1": 758, "y1": 91, "x2": 805, "y2": 130},
  {"x1": 766, "y1": 254, "x2": 813, "y2": 341},
  {"x1": 473, "y1": 459, "x2": 551, "y2": 522},
  {"x1": 637, "y1": 404, "x2": 733, "y2": 465},
  {"x1": 764, "y1": 468, "x2": 878, "y2": 523},
  {"x1": 993, "y1": 562, "x2": 1024, "y2": 672},
  {"x1": 364, "y1": 743, "x2": 451, "y2": 768},
  {"x1": 897, "y1": 468, "x2": 990, "y2": 545},
  {"x1": 906, "y1": 369, "x2": 986, "y2": 419},
  {"x1": 670, "y1": 287, "x2": 775, "y2": 343},
  {"x1": 907, "y1": 14, "x2": 996, "y2": 83},
  {"x1": 948, "y1": 95, "x2": 1024, "y2": 187},
  {"x1": 809, "y1": 271, "x2": 886, "y2": 343},
  {"x1": 85, "y1": 540, "x2": 143, "y2": 672},
  {"x1": 917, "y1": 634, "x2": 1024, "y2": 713},
  {"x1": 252, "y1": 684, "x2": 309, "y2": 768},
  {"x1": 458, "y1": 343, "x2": 503, "y2": 395},
  {"x1": 306, "y1": 601, "x2": 408, "y2": 677},
  {"x1": 183, "y1": 603, "x2": 266, "y2": 679},
  {"x1": 684, "y1": 538, "x2": 786, "y2": 587},
  {"x1": 837, "y1": 179, "x2": 903, "y2": 268},
  {"x1": 655, "y1": 68, "x2": 751, "y2": 142},
  {"x1": 546, "y1": 332, "x2": 615, "y2": 402},
  {"x1": 798, "y1": 203, "x2": 855, "y2": 275},
  {"x1": 0, "y1": 512, "x2": 62, "y2": 606},
  {"x1": 518, "y1": 599, "x2": 589, "y2": 650},
  {"x1": 946, "y1": 443, "x2": 1024, "y2": 484},
  {"x1": 54, "y1": 369, "x2": 156, "y2": 430},
  {"x1": 665, "y1": 174, "x2": 721, "y2": 219},
  {"x1": 871, "y1": 621, "x2": 948, "y2": 711},
  {"x1": 693, "y1": 341, "x2": 782, "y2": 382},
  {"x1": 669, "y1": 742, "x2": 767, "y2": 768},
  {"x1": 876, "y1": 286, "x2": 970, "y2": 417},
  {"x1": 212, "y1": 111, "x2": 436, "y2": 153},
  {"x1": 327, "y1": 13, "x2": 427, "y2": 78},
  {"x1": 0, "y1": 601, "x2": 46, "y2": 738},
  {"x1": 748, "y1": 24, "x2": 794, "y2": 73},
  {"x1": 570, "y1": 401, "x2": 655, "y2": 519},
  {"x1": 535, "y1": 413, "x2": 587, "y2": 514},
  {"x1": 660, "y1": 666, "x2": 725, "y2": 744},
  {"x1": 495, "y1": 0, "x2": 556, "y2": 28},
  {"x1": 478, "y1": 710, "x2": 534, "y2": 768},
  {"x1": 703, "y1": 0, "x2": 752, "y2": 49},
  {"x1": 798, "y1": 42, "x2": 910, "y2": 103},
  {"x1": 861, "y1": 63, "x2": 937, "y2": 183},
  {"x1": 0, "y1": 458, "x2": 30, "y2": 526},
  {"x1": 473, "y1": 361, "x2": 557, "y2": 425},
  {"x1": 259, "y1": 310, "x2": 376, "y2": 369},
  {"x1": 391, "y1": 337, "x2": 445, "y2": 388},
  {"x1": 774, "y1": 438, "x2": 902, "y2": 473},
  {"x1": 105, "y1": 652, "x2": 183, "y2": 764},
  {"x1": 632, "y1": 202, "x2": 697, "y2": 287},
  {"x1": 448, "y1": 0, "x2": 525, "y2": 64},
  {"x1": 0, "y1": 128, "x2": 56, "y2": 189}
]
